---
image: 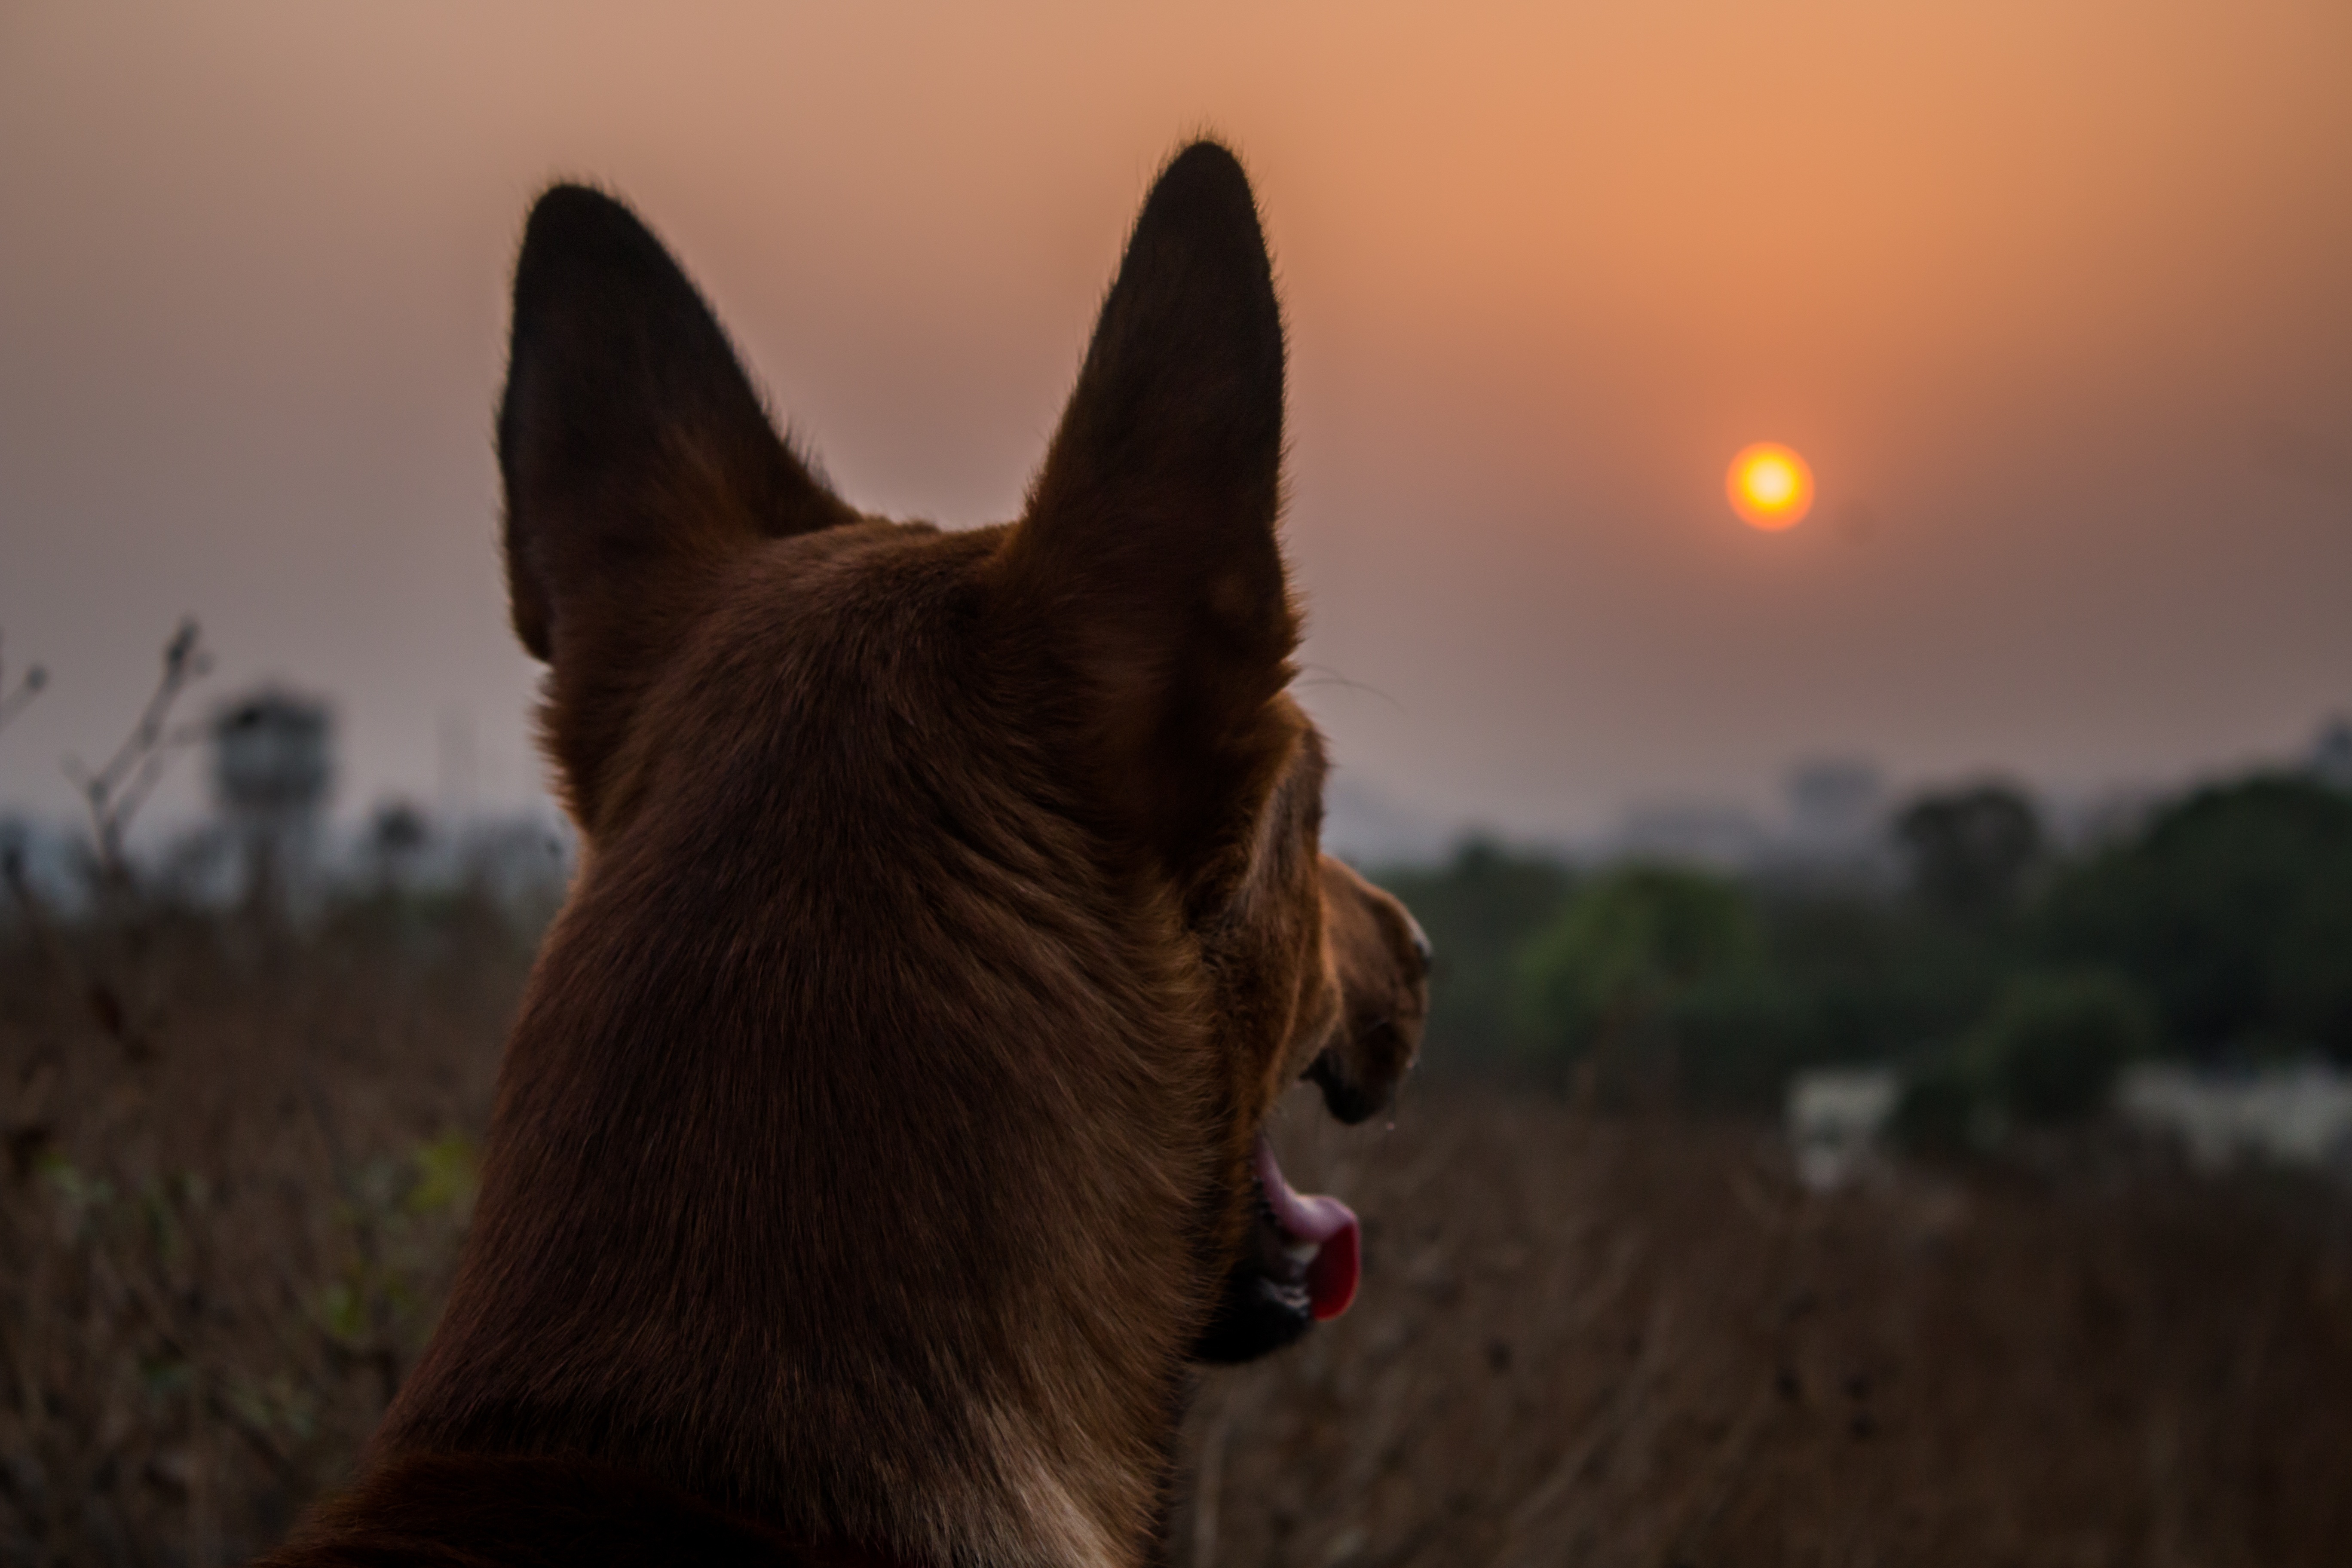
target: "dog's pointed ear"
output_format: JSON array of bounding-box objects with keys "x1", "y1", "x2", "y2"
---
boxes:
[
  {"x1": 498, "y1": 185, "x2": 849, "y2": 824},
  {"x1": 997, "y1": 142, "x2": 1300, "y2": 900}
]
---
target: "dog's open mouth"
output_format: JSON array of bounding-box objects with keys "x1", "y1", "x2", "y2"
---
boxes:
[
  {"x1": 1192, "y1": 1132, "x2": 1360, "y2": 1364},
  {"x1": 1253, "y1": 1135, "x2": 1360, "y2": 1322}
]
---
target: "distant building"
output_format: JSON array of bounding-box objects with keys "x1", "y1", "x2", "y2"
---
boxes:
[
  {"x1": 1609, "y1": 801, "x2": 1769, "y2": 871},
  {"x1": 210, "y1": 688, "x2": 334, "y2": 908},
  {"x1": 1785, "y1": 757, "x2": 1884, "y2": 851},
  {"x1": 2116, "y1": 1062, "x2": 2352, "y2": 1179},
  {"x1": 1752, "y1": 757, "x2": 1896, "y2": 888},
  {"x1": 2310, "y1": 717, "x2": 2352, "y2": 792},
  {"x1": 1786, "y1": 1067, "x2": 1900, "y2": 1191}
]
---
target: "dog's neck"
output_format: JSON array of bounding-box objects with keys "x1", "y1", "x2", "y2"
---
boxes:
[{"x1": 373, "y1": 780, "x2": 1218, "y2": 1567}]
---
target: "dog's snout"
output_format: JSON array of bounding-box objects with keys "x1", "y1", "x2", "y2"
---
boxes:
[{"x1": 1404, "y1": 911, "x2": 1434, "y2": 977}]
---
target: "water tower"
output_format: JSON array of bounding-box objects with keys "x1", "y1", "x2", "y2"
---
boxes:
[{"x1": 211, "y1": 688, "x2": 333, "y2": 909}]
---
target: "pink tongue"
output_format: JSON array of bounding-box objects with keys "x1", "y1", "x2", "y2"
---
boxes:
[{"x1": 1252, "y1": 1135, "x2": 1362, "y2": 1322}]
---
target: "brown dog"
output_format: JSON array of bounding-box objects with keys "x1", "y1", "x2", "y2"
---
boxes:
[{"x1": 262, "y1": 141, "x2": 1427, "y2": 1568}]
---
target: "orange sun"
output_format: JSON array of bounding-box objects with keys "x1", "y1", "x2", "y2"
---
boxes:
[{"x1": 1727, "y1": 442, "x2": 1814, "y2": 531}]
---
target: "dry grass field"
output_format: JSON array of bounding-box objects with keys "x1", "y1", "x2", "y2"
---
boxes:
[
  {"x1": 1176, "y1": 1097, "x2": 2352, "y2": 1568},
  {"x1": 4, "y1": 900, "x2": 2349, "y2": 1567},
  {"x1": 0, "y1": 899, "x2": 522, "y2": 1567}
]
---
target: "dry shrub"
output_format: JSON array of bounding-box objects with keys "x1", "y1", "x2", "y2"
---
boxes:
[
  {"x1": 1, "y1": 899, "x2": 529, "y2": 1566},
  {"x1": 6, "y1": 906, "x2": 2350, "y2": 1566}
]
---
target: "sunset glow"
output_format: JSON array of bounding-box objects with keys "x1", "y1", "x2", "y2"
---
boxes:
[
  {"x1": 1727, "y1": 443, "x2": 1815, "y2": 531},
  {"x1": 3, "y1": 3, "x2": 2348, "y2": 838}
]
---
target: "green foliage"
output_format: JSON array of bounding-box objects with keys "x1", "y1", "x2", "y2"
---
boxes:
[
  {"x1": 407, "y1": 1130, "x2": 481, "y2": 1216},
  {"x1": 1367, "y1": 838, "x2": 1574, "y2": 1062},
  {"x1": 1507, "y1": 867, "x2": 2012, "y2": 1110},
  {"x1": 1749, "y1": 888, "x2": 2006, "y2": 1069},
  {"x1": 1376, "y1": 842, "x2": 2009, "y2": 1110},
  {"x1": 313, "y1": 1131, "x2": 482, "y2": 1351},
  {"x1": 1890, "y1": 1051, "x2": 1994, "y2": 1155},
  {"x1": 1509, "y1": 865, "x2": 1774, "y2": 1103},
  {"x1": 1666, "y1": 966, "x2": 1821, "y2": 1111},
  {"x1": 1366, "y1": 765, "x2": 2352, "y2": 1119},
  {"x1": 1514, "y1": 864, "x2": 1759, "y2": 1050},
  {"x1": 1893, "y1": 969, "x2": 2159, "y2": 1151},
  {"x1": 2038, "y1": 775, "x2": 2352, "y2": 1060},
  {"x1": 1896, "y1": 782, "x2": 2045, "y2": 919},
  {"x1": 1970, "y1": 970, "x2": 2158, "y2": 1124}
]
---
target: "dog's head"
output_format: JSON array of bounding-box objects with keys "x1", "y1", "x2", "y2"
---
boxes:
[{"x1": 459, "y1": 140, "x2": 1424, "y2": 1547}]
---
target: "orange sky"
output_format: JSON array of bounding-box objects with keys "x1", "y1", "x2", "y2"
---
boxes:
[{"x1": 2, "y1": 1, "x2": 2348, "y2": 847}]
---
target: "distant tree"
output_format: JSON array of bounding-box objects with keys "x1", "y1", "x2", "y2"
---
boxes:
[
  {"x1": 1895, "y1": 783, "x2": 2044, "y2": 919},
  {"x1": 1663, "y1": 966, "x2": 1819, "y2": 1112},
  {"x1": 1748, "y1": 885, "x2": 2003, "y2": 1067},
  {"x1": 1969, "y1": 969, "x2": 2159, "y2": 1124},
  {"x1": 2038, "y1": 775, "x2": 2352, "y2": 1060},
  {"x1": 1893, "y1": 968, "x2": 2159, "y2": 1152},
  {"x1": 1513, "y1": 864, "x2": 1759, "y2": 1093},
  {"x1": 1887, "y1": 1051, "x2": 1990, "y2": 1156},
  {"x1": 1368, "y1": 839, "x2": 1575, "y2": 1063}
]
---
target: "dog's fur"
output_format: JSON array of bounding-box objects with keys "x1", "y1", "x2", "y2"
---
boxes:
[{"x1": 260, "y1": 141, "x2": 1427, "y2": 1568}]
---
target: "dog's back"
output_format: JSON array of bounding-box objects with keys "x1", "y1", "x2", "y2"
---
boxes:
[{"x1": 262, "y1": 143, "x2": 1427, "y2": 1568}]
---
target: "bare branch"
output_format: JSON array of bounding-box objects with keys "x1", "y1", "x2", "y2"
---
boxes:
[
  {"x1": 61, "y1": 617, "x2": 212, "y2": 884},
  {"x1": 0, "y1": 628, "x2": 48, "y2": 738}
]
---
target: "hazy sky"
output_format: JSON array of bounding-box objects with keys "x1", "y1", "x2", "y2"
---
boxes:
[{"x1": 3, "y1": 1, "x2": 2348, "y2": 849}]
